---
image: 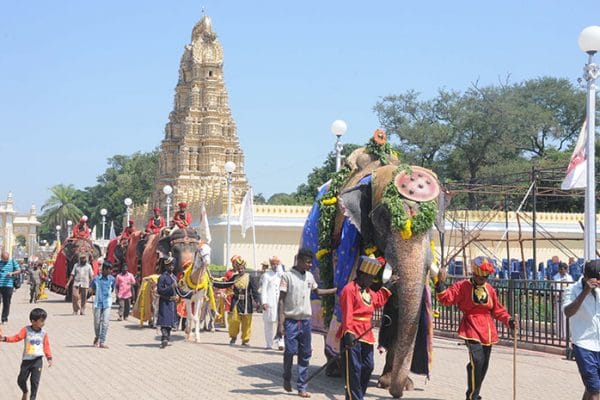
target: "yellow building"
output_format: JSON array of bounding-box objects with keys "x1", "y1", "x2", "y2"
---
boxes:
[{"x1": 0, "y1": 192, "x2": 40, "y2": 259}]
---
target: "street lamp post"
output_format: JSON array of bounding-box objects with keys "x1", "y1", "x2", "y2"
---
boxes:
[
  {"x1": 67, "y1": 220, "x2": 73, "y2": 237},
  {"x1": 163, "y1": 185, "x2": 173, "y2": 223},
  {"x1": 330, "y1": 119, "x2": 348, "y2": 172},
  {"x1": 55, "y1": 225, "x2": 61, "y2": 243},
  {"x1": 224, "y1": 161, "x2": 236, "y2": 266},
  {"x1": 578, "y1": 26, "x2": 600, "y2": 260},
  {"x1": 100, "y1": 208, "x2": 107, "y2": 240},
  {"x1": 124, "y1": 198, "x2": 133, "y2": 227}
]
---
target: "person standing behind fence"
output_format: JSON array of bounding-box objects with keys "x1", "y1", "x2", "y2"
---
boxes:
[
  {"x1": 0, "y1": 251, "x2": 21, "y2": 324},
  {"x1": 563, "y1": 259, "x2": 600, "y2": 400},
  {"x1": 436, "y1": 256, "x2": 516, "y2": 400}
]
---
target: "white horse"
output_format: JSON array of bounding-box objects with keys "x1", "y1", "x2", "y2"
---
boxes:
[{"x1": 178, "y1": 243, "x2": 212, "y2": 342}]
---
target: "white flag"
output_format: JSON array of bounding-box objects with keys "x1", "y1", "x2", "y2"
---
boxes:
[
  {"x1": 91, "y1": 225, "x2": 97, "y2": 241},
  {"x1": 239, "y1": 188, "x2": 254, "y2": 239},
  {"x1": 199, "y1": 204, "x2": 212, "y2": 244},
  {"x1": 561, "y1": 120, "x2": 587, "y2": 190},
  {"x1": 109, "y1": 221, "x2": 117, "y2": 240}
]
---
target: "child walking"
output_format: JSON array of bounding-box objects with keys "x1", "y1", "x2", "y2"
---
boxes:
[{"x1": 0, "y1": 308, "x2": 53, "y2": 400}]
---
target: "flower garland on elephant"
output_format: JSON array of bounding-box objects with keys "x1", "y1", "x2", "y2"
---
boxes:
[{"x1": 316, "y1": 130, "x2": 409, "y2": 327}]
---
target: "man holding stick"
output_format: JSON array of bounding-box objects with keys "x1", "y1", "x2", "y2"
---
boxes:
[
  {"x1": 336, "y1": 256, "x2": 395, "y2": 400},
  {"x1": 436, "y1": 256, "x2": 516, "y2": 400},
  {"x1": 277, "y1": 248, "x2": 337, "y2": 398}
]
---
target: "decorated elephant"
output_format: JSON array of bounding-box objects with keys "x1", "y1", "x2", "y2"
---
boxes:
[
  {"x1": 301, "y1": 129, "x2": 440, "y2": 398},
  {"x1": 51, "y1": 238, "x2": 101, "y2": 300}
]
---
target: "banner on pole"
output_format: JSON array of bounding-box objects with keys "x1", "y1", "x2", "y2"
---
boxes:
[
  {"x1": 240, "y1": 188, "x2": 255, "y2": 239},
  {"x1": 199, "y1": 204, "x2": 212, "y2": 243},
  {"x1": 109, "y1": 221, "x2": 117, "y2": 240},
  {"x1": 561, "y1": 120, "x2": 587, "y2": 190}
]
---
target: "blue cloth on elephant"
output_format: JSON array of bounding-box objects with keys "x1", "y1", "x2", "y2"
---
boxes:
[{"x1": 157, "y1": 272, "x2": 177, "y2": 328}]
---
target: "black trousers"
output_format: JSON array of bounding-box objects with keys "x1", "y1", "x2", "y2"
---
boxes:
[
  {"x1": 341, "y1": 341, "x2": 374, "y2": 400},
  {"x1": 0, "y1": 286, "x2": 14, "y2": 322},
  {"x1": 465, "y1": 340, "x2": 491, "y2": 400},
  {"x1": 18, "y1": 357, "x2": 43, "y2": 400},
  {"x1": 30, "y1": 283, "x2": 39, "y2": 303},
  {"x1": 161, "y1": 327, "x2": 172, "y2": 342}
]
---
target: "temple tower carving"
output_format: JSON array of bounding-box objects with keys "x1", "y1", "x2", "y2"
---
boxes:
[{"x1": 152, "y1": 15, "x2": 248, "y2": 216}]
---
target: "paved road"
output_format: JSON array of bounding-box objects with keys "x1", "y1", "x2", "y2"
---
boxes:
[{"x1": 0, "y1": 289, "x2": 584, "y2": 399}]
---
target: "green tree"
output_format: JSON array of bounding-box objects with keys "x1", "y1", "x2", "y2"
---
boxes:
[
  {"x1": 40, "y1": 184, "x2": 85, "y2": 240},
  {"x1": 15, "y1": 235, "x2": 26, "y2": 247},
  {"x1": 253, "y1": 193, "x2": 267, "y2": 204},
  {"x1": 268, "y1": 193, "x2": 302, "y2": 205},
  {"x1": 293, "y1": 144, "x2": 361, "y2": 204}
]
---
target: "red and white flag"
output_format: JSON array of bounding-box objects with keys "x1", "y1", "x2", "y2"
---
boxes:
[
  {"x1": 239, "y1": 188, "x2": 254, "y2": 239},
  {"x1": 561, "y1": 120, "x2": 587, "y2": 190}
]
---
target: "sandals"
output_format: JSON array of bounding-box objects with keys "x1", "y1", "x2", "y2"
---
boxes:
[{"x1": 298, "y1": 392, "x2": 311, "y2": 398}]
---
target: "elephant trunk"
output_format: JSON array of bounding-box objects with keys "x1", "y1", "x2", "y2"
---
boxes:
[{"x1": 386, "y1": 234, "x2": 428, "y2": 398}]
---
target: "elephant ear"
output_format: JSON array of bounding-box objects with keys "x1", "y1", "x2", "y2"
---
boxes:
[{"x1": 339, "y1": 183, "x2": 373, "y2": 242}]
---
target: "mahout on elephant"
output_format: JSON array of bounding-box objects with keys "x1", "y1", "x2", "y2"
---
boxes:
[{"x1": 300, "y1": 129, "x2": 440, "y2": 398}]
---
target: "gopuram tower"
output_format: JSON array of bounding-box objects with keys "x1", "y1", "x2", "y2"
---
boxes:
[{"x1": 152, "y1": 15, "x2": 248, "y2": 217}]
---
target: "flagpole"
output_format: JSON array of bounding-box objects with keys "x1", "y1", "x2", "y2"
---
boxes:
[
  {"x1": 252, "y1": 214, "x2": 257, "y2": 271},
  {"x1": 583, "y1": 52, "x2": 598, "y2": 261}
]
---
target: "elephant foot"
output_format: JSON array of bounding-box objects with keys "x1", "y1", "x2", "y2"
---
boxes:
[
  {"x1": 404, "y1": 377, "x2": 414, "y2": 391},
  {"x1": 377, "y1": 373, "x2": 391, "y2": 389},
  {"x1": 389, "y1": 378, "x2": 410, "y2": 399}
]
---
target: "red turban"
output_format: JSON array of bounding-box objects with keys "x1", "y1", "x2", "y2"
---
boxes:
[
  {"x1": 153, "y1": 207, "x2": 161, "y2": 212},
  {"x1": 178, "y1": 202, "x2": 188, "y2": 208}
]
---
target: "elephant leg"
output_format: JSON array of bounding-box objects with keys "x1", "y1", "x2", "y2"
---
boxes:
[
  {"x1": 389, "y1": 342, "x2": 417, "y2": 398},
  {"x1": 377, "y1": 349, "x2": 394, "y2": 388}
]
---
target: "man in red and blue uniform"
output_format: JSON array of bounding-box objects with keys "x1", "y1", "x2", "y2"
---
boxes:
[
  {"x1": 145, "y1": 207, "x2": 166, "y2": 235},
  {"x1": 337, "y1": 256, "x2": 393, "y2": 400},
  {"x1": 436, "y1": 256, "x2": 516, "y2": 400}
]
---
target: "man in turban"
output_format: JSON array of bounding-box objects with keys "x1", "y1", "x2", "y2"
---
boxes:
[
  {"x1": 171, "y1": 202, "x2": 192, "y2": 229},
  {"x1": 436, "y1": 256, "x2": 516, "y2": 400},
  {"x1": 72, "y1": 216, "x2": 90, "y2": 239},
  {"x1": 146, "y1": 207, "x2": 166, "y2": 235}
]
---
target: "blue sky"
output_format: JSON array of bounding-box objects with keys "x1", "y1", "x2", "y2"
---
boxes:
[{"x1": 0, "y1": 0, "x2": 597, "y2": 213}]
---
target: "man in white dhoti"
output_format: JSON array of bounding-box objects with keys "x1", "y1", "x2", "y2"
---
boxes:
[{"x1": 261, "y1": 256, "x2": 284, "y2": 350}]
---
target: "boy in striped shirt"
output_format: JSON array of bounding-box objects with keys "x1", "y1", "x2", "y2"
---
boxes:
[{"x1": 0, "y1": 308, "x2": 53, "y2": 400}]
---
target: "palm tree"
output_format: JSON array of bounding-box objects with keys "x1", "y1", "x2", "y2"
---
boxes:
[{"x1": 41, "y1": 184, "x2": 84, "y2": 238}]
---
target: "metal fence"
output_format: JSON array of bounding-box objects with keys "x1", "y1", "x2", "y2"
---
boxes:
[{"x1": 432, "y1": 277, "x2": 574, "y2": 349}]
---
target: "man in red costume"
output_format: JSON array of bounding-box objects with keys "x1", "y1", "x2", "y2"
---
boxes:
[
  {"x1": 145, "y1": 207, "x2": 165, "y2": 235},
  {"x1": 121, "y1": 220, "x2": 136, "y2": 239},
  {"x1": 337, "y1": 256, "x2": 394, "y2": 400},
  {"x1": 171, "y1": 202, "x2": 192, "y2": 229},
  {"x1": 72, "y1": 216, "x2": 90, "y2": 239},
  {"x1": 436, "y1": 256, "x2": 516, "y2": 400}
]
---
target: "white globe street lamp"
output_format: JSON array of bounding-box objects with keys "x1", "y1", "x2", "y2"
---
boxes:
[
  {"x1": 163, "y1": 185, "x2": 173, "y2": 223},
  {"x1": 55, "y1": 225, "x2": 61, "y2": 243},
  {"x1": 124, "y1": 198, "x2": 133, "y2": 227},
  {"x1": 67, "y1": 220, "x2": 73, "y2": 237},
  {"x1": 330, "y1": 119, "x2": 347, "y2": 172},
  {"x1": 578, "y1": 26, "x2": 600, "y2": 261},
  {"x1": 100, "y1": 208, "x2": 107, "y2": 240},
  {"x1": 224, "y1": 161, "x2": 236, "y2": 266}
]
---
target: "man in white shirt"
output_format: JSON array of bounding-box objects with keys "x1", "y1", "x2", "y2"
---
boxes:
[
  {"x1": 261, "y1": 257, "x2": 284, "y2": 350},
  {"x1": 66, "y1": 255, "x2": 94, "y2": 316},
  {"x1": 563, "y1": 260, "x2": 600, "y2": 400},
  {"x1": 554, "y1": 262, "x2": 574, "y2": 337}
]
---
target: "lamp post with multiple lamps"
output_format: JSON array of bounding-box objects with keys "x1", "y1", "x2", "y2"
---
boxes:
[
  {"x1": 224, "y1": 161, "x2": 236, "y2": 267},
  {"x1": 578, "y1": 26, "x2": 600, "y2": 261},
  {"x1": 331, "y1": 119, "x2": 348, "y2": 172},
  {"x1": 163, "y1": 185, "x2": 173, "y2": 223},
  {"x1": 55, "y1": 225, "x2": 61, "y2": 243},
  {"x1": 100, "y1": 208, "x2": 107, "y2": 240},
  {"x1": 124, "y1": 198, "x2": 133, "y2": 227},
  {"x1": 67, "y1": 220, "x2": 73, "y2": 237}
]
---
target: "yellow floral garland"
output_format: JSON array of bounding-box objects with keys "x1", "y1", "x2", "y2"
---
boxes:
[
  {"x1": 321, "y1": 197, "x2": 337, "y2": 206},
  {"x1": 364, "y1": 245, "x2": 378, "y2": 256},
  {"x1": 316, "y1": 248, "x2": 330, "y2": 260},
  {"x1": 400, "y1": 219, "x2": 413, "y2": 240}
]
